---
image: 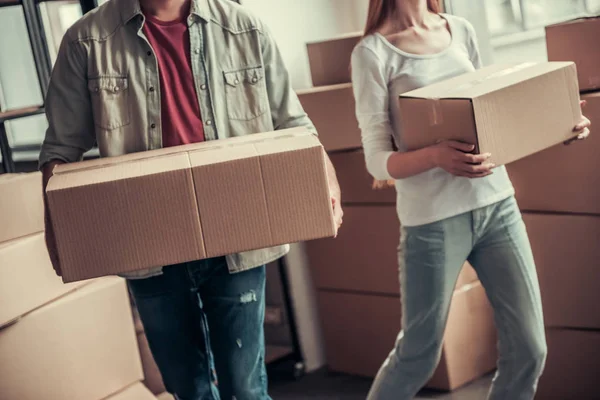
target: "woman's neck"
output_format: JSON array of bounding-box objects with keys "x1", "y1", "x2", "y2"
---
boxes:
[
  {"x1": 391, "y1": 0, "x2": 429, "y2": 29},
  {"x1": 140, "y1": 0, "x2": 191, "y2": 22}
]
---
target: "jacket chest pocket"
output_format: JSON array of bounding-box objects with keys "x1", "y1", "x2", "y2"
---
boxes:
[
  {"x1": 88, "y1": 76, "x2": 131, "y2": 130},
  {"x1": 224, "y1": 67, "x2": 268, "y2": 121}
]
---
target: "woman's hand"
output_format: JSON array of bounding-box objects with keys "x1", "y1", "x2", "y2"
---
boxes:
[
  {"x1": 431, "y1": 140, "x2": 495, "y2": 179},
  {"x1": 565, "y1": 100, "x2": 591, "y2": 145}
]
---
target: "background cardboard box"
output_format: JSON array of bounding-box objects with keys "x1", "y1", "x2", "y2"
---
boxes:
[
  {"x1": 399, "y1": 62, "x2": 581, "y2": 166},
  {"x1": 536, "y1": 329, "x2": 600, "y2": 400},
  {"x1": 523, "y1": 213, "x2": 600, "y2": 330},
  {"x1": 105, "y1": 383, "x2": 158, "y2": 400},
  {"x1": 157, "y1": 393, "x2": 175, "y2": 400},
  {"x1": 318, "y1": 281, "x2": 496, "y2": 390},
  {"x1": 0, "y1": 172, "x2": 44, "y2": 244},
  {"x1": 306, "y1": 206, "x2": 477, "y2": 295},
  {"x1": 546, "y1": 17, "x2": 600, "y2": 92},
  {"x1": 47, "y1": 130, "x2": 334, "y2": 282},
  {"x1": 0, "y1": 278, "x2": 143, "y2": 400},
  {"x1": 297, "y1": 84, "x2": 362, "y2": 152},
  {"x1": 306, "y1": 32, "x2": 361, "y2": 87},
  {"x1": 329, "y1": 150, "x2": 396, "y2": 204},
  {"x1": 0, "y1": 233, "x2": 86, "y2": 328},
  {"x1": 508, "y1": 91, "x2": 600, "y2": 214}
]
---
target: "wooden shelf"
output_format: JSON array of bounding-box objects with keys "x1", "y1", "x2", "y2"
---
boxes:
[
  {"x1": 0, "y1": 0, "x2": 21, "y2": 7},
  {"x1": 0, "y1": 106, "x2": 44, "y2": 123}
]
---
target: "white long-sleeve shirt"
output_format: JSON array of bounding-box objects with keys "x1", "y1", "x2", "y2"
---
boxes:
[{"x1": 351, "y1": 14, "x2": 514, "y2": 227}]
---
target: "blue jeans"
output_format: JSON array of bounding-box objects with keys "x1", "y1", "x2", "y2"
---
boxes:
[
  {"x1": 368, "y1": 196, "x2": 547, "y2": 400},
  {"x1": 128, "y1": 257, "x2": 270, "y2": 400}
]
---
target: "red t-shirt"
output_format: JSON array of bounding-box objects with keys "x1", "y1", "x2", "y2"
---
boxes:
[{"x1": 143, "y1": 14, "x2": 205, "y2": 147}]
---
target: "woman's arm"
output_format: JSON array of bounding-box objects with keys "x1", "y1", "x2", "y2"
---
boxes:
[{"x1": 351, "y1": 44, "x2": 492, "y2": 180}]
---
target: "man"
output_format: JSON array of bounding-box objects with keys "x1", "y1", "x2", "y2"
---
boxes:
[{"x1": 39, "y1": 0, "x2": 343, "y2": 398}]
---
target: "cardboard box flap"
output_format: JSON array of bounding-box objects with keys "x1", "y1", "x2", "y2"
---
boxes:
[
  {"x1": 401, "y1": 62, "x2": 573, "y2": 100},
  {"x1": 51, "y1": 153, "x2": 191, "y2": 186},
  {"x1": 254, "y1": 133, "x2": 322, "y2": 156},
  {"x1": 188, "y1": 144, "x2": 259, "y2": 167},
  {"x1": 296, "y1": 83, "x2": 352, "y2": 96}
]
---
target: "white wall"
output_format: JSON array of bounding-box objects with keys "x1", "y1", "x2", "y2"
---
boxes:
[{"x1": 241, "y1": 0, "x2": 365, "y2": 89}]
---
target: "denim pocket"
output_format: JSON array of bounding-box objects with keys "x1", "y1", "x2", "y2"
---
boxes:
[
  {"x1": 223, "y1": 67, "x2": 268, "y2": 121},
  {"x1": 88, "y1": 75, "x2": 131, "y2": 130}
]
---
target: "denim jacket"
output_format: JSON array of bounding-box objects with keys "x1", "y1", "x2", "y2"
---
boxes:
[{"x1": 39, "y1": 0, "x2": 317, "y2": 277}]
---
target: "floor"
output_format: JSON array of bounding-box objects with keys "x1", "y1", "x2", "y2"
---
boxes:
[{"x1": 269, "y1": 369, "x2": 493, "y2": 400}]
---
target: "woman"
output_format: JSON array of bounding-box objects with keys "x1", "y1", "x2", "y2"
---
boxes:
[{"x1": 350, "y1": 1, "x2": 591, "y2": 399}]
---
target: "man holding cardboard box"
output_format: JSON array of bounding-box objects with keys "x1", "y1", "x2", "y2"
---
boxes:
[{"x1": 38, "y1": 0, "x2": 342, "y2": 399}]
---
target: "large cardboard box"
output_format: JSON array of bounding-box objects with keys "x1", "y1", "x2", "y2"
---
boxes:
[
  {"x1": 47, "y1": 129, "x2": 335, "y2": 282},
  {"x1": 536, "y1": 329, "x2": 600, "y2": 400},
  {"x1": 0, "y1": 278, "x2": 143, "y2": 400},
  {"x1": 0, "y1": 172, "x2": 44, "y2": 244},
  {"x1": 106, "y1": 383, "x2": 158, "y2": 400},
  {"x1": 319, "y1": 281, "x2": 496, "y2": 390},
  {"x1": 546, "y1": 17, "x2": 600, "y2": 92},
  {"x1": 306, "y1": 32, "x2": 361, "y2": 87},
  {"x1": 523, "y1": 213, "x2": 600, "y2": 330},
  {"x1": 306, "y1": 206, "x2": 477, "y2": 295},
  {"x1": 399, "y1": 62, "x2": 581, "y2": 166},
  {"x1": 0, "y1": 233, "x2": 86, "y2": 328},
  {"x1": 508, "y1": 91, "x2": 600, "y2": 214},
  {"x1": 157, "y1": 393, "x2": 174, "y2": 400},
  {"x1": 329, "y1": 150, "x2": 396, "y2": 204},
  {"x1": 137, "y1": 331, "x2": 166, "y2": 395},
  {"x1": 297, "y1": 84, "x2": 362, "y2": 152}
]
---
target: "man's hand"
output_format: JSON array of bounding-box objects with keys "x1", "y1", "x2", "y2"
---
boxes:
[
  {"x1": 332, "y1": 196, "x2": 343, "y2": 236},
  {"x1": 42, "y1": 160, "x2": 65, "y2": 276},
  {"x1": 565, "y1": 100, "x2": 592, "y2": 145},
  {"x1": 324, "y1": 152, "x2": 343, "y2": 236}
]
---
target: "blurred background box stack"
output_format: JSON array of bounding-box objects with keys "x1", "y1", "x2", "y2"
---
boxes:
[{"x1": 506, "y1": 17, "x2": 600, "y2": 400}]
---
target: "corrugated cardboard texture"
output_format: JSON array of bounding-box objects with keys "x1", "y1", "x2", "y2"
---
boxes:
[
  {"x1": 105, "y1": 383, "x2": 157, "y2": 400},
  {"x1": 536, "y1": 329, "x2": 600, "y2": 400},
  {"x1": 297, "y1": 84, "x2": 362, "y2": 152},
  {"x1": 306, "y1": 206, "x2": 477, "y2": 295},
  {"x1": 546, "y1": 17, "x2": 600, "y2": 92},
  {"x1": 0, "y1": 234, "x2": 87, "y2": 328},
  {"x1": 523, "y1": 213, "x2": 600, "y2": 330},
  {"x1": 319, "y1": 281, "x2": 495, "y2": 386},
  {"x1": 47, "y1": 129, "x2": 333, "y2": 281},
  {"x1": 0, "y1": 278, "x2": 143, "y2": 400},
  {"x1": 190, "y1": 134, "x2": 334, "y2": 258},
  {"x1": 508, "y1": 91, "x2": 600, "y2": 214},
  {"x1": 399, "y1": 63, "x2": 581, "y2": 166},
  {"x1": 329, "y1": 150, "x2": 396, "y2": 204},
  {"x1": 0, "y1": 172, "x2": 44, "y2": 244},
  {"x1": 306, "y1": 33, "x2": 361, "y2": 87},
  {"x1": 426, "y1": 282, "x2": 497, "y2": 391},
  {"x1": 48, "y1": 154, "x2": 205, "y2": 283},
  {"x1": 137, "y1": 331, "x2": 166, "y2": 395}
]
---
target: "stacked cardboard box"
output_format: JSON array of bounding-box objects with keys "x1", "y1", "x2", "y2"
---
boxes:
[
  {"x1": 0, "y1": 172, "x2": 152, "y2": 400},
  {"x1": 302, "y1": 18, "x2": 498, "y2": 392},
  {"x1": 505, "y1": 18, "x2": 600, "y2": 399}
]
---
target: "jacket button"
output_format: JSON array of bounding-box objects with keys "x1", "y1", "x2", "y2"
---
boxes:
[
  {"x1": 234, "y1": 79, "x2": 239, "y2": 85},
  {"x1": 206, "y1": 120, "x2": 213, "y2": 126},
  {"x1": 151, "y1": 123, "x2": 156, "y2": 129},
  {"x1": 252, "y1": 77, "x2": 258, "y2": 83},
  {"x1": 200, "y1": 84, "x2": 207, "y2": 90},
  {"x1": 149, "y1": 86, "x2": 155, "y2": 92}
]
